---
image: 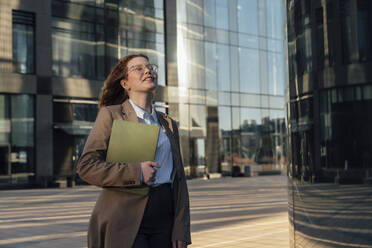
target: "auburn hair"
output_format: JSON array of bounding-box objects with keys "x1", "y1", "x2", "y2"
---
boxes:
[{"x1": 98, "y1": 54, "x2": 149, "y2": 108}]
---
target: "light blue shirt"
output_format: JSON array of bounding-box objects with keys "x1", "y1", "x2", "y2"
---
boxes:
[{"x1": 128, "y1": 99, "x2": 173, "y2": 187}]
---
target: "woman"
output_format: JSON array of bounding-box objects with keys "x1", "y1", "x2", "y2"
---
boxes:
[{"x1": 77, "y1": 54, "x2": 191, "y2": 248}]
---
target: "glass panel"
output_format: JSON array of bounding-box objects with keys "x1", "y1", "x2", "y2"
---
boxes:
[
  {"x1": 267, "y1": 39, "x2": 283, "y2": 53},
  {"x1": 216, "y1": 0, "x2": 229, "y2": 30},
  {"x1": 176, "y1": 0, "x2": 187, "y2": 23},
  {"x1": 218, "y1": 92, "x2": 231, "y2": 105},
  {"x1": 217, "y1": 44, "x2": 230, "y2": 91},
  {"x1": 231, "y1": 106, "x2": 241, "y2": 169},
  {"x1": 218, "y1": 106, "x2": 232, "y2": 131},
  {"x1": 239, "y1": 48, "x2": 260, "y2": 93},
  {"x1": 216, "y1": 29, "x2": 229, "y2": 44},
  {"x1": 10, "y1": 95, "x2": 35, "y2": 174},
  {"x1": 266, "y1": 0, "x2": 283, "y2": 39},
  {"x1": 190, "y1": 138, "x2": 206, "y2": 177},
  {"x1": 268, "y1": 52, "x2": 285, "y2": 95},
  {"x1": 206, "y1": 106, "x2": 219, "y2": 173},
  {"x1": 240, "y1": 93, "x2": 261, "y2": 107},
  {"x1": 219, "y1": 106, "x2": 232, "y2": 175},
  {"x1": 189, "y1": 89, "x2": 206, "y2": 104},
  {"x1": 186, "y1": 0, "x2": 204, "y2": 25},
  {"x1": 240, "y1": 107, "x2": 261, "y2": 165},
  {"x1": 357, "y1": 0, "x2": 372, "y2": 62},
  {"x1": 230, "y1": 46, "x2": 240, "y2": 91},
  {"x1": 237, "y1": 0, "x2": 258, "y2": 35},
  {"x1": 204, "y1": 0, "x2": 216, "y2": 27},
  {"x1": 206, "y1": 90, "x2": 218, "y2": 106},
  {"x1": 188, "y1": 39, "x2": 205, "y2": 89},
  {"x1": 205, "y1": 42, "x2": 218, "y2": 90},
  {"x1": 52, "y1": 18, "x2": 100, "y2": 79},
  {"x1": 231, "y1": 93, "x2": 240, "y2": 106},
  {"x1": 239, "y1": 33, "x2": 258, "y2": 49},
  {"x1": 340, "y1": 0, "x2": 355, "y2": 64},
  {"x1": 0, "y1": 95, "x2": 10, "y2": 176},
  {"x1": 12, "y1": 11, "x2": 35, "y2": 74},
  {"x1": 190, "y1": 104, "x2": 206, "y2": 137}
]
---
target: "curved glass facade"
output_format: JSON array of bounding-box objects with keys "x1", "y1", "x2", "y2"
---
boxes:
[{"x1": 287, "y1": 0, "x2": 372, "y2": 246}]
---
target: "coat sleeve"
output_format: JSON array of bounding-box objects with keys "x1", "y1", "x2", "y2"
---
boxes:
[
  {"x1": 76, "y1": 107, "x2": 142, "y2": 188},
  {"x1": 171, "y1": 120, "x2": 191, "y2": 245}
]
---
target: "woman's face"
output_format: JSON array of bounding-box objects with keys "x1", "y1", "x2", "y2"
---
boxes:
[{"x1": 120, "y1": 56, "x2": 158, "y2": 95}]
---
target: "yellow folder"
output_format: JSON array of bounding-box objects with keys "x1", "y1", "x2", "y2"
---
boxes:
[{"x1": 105, "y1": 120, "x2": 160, "y2": 195}]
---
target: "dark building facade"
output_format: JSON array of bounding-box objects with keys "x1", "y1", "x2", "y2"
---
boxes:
[
  {"x1": 287, "y1": 0, "x2": 372, "y2": 247},
  {"x1": 0, "y1": 0, "x2": 287, "y2": 188}
]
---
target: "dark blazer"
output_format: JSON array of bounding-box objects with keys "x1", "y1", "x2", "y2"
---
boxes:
[{"x1": 77, "y1": 99, "x2": 191, "y2": 248}]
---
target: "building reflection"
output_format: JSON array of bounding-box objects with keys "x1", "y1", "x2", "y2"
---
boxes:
[{"x1": 287, "y1": 0, "x2": 372, "y2": 247}]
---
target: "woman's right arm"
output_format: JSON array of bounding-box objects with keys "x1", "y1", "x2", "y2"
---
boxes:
[{"x1": 77, "y1": 107, "x2": 142, "y2": 188}]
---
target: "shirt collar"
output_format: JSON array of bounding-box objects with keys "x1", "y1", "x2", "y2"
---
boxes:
[{"x1": 128, "y1": 98, "x2": 158, "y2": 122}]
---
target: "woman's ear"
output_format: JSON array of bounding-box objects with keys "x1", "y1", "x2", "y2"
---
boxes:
[{"x1": 120, "y1": 79, "x2": 128, "y2": 90}]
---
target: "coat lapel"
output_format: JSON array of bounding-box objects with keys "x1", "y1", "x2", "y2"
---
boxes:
[{"x1": 121, "y1": 100, "x2": 139, "y2": 123}]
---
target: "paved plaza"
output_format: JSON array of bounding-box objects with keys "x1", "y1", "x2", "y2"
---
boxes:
[{"x1": 0, "y1": 175, "x2": 289, "y2": 248}]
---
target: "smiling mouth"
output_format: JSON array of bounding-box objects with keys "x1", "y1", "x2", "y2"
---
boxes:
[{"x1": 143, "y1": 76, "x2": 155, "y2": 82}]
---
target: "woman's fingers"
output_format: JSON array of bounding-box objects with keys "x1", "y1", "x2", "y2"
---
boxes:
[
  {"x1": 149, "y1": 161, "x2": 161, "y2": 168},
  {"x1": 141, "y1": 161, "x2": 161, "y2": 185}
]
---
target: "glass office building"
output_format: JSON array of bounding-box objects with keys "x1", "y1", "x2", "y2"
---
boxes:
[
  {"x1": 287, "y1": 0, "x2": 372, "y2": 247},
  {"x1": 0, "y1": 0, "x2": 287, "y2": 187}
]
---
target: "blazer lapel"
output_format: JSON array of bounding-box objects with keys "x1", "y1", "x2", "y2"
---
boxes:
[{"x1": 121, "y1": 99, "x2": 139, "y2": 123}]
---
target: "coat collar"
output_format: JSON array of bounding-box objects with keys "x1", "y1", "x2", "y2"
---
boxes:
[
  {"x1": 121, "y1": 99, "x2": 174, "y2": 133},
  {"x1": 121, "y1": 99, "x2": 139, "y2": 123}
]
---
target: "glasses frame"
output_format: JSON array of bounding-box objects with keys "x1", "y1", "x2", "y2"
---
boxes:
[{"x1": 127, "y1": 64, "x2": 158, "y2": 75}]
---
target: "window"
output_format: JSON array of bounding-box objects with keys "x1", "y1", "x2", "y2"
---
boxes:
[
  {"x1": 340, "y1": 0, "x2": 355, "y2": 64},
  {"x1": 357, "y1": 0, "x2": 372, "y2": 62},
  {"x1": 315, "y1": 7, "x2": 325, "y2": 69},
  {"x1": 326, "y1": 2, "x2": 335, "y2": 66},
  {"x1": 0, "y1": 94, "x2": 35, "y2": 176},
  {"x1": 12, "y1": 10, "x2": 35, "y2": 74}
]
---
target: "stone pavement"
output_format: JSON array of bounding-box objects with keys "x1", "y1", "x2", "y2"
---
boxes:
[{"x1": 0, "y1": 175, "x2": 289, "y2": 248}]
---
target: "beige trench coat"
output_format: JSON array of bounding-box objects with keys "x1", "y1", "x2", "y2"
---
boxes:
[{"x1": 77, "y1": 100, "x2": 191, "y2": 248}]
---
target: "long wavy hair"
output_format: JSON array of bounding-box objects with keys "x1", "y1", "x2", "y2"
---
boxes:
[{"x1": 98, "y1": 54, "x2": 149, "y2": 108}]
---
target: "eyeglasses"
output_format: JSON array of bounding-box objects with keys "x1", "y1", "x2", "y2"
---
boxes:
[{"x1": 128, "y1": 64, "x2": 158, "y2": 75}]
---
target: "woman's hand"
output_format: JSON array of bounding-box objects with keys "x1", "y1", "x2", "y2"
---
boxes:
[
  {"x1": 141, "y1": 161, "x2": 161, "y2": 186},
  {"x1": 172, "y1": 240, "x2": 187, "y2": 248}
]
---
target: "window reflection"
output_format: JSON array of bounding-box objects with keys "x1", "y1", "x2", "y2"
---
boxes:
[
  {"x1": 52, "y1": 17, "x2": 103, "y2": 79},
  {"x1": 268, "y1": 52, "x2": 285, "y2": 95},
  {"x1": 190, "y1": 104, "x2": 206, "y2": 137},
  {"x1": 204, "y1": 0, "x2": 216, "y2": 28},
  {"x1": 239, "y1": 48, "x2": 260, "y2": 93},
  {"x1": 266, "y1": 0, "x2": 283, "y2": 39},
  {"x1": 340, "y1": 0, "x2": 355, "y2": 64},
  {"x1": 216, "y1": 0, "x2": 229, "y2": 30},
  {"x1": 187, "y1": 39, "x2": 205, "y2": 89},
  {"x1": 357, "y1": 0, "x2": 372, "y2": 62},
  {"x1": 186, "y1": 0, "x2": 203, "y2": 25},
  {"x1": 12, "y1": 10, "x2": 35, "y2": 74},
  {"x1": 240, "y1": 108, "x2": 261, "y2": 163},
  {"x1": 319, "y1": 86, "x2": 372, "y2": 183},
  {"x1": 0, "y1": 95, "x2": 35, "y2": 176},
  {"x1": 205, "y1": 42, "x2": 218, "y2": 90},
  {"x1": 217, "y1": 44, "x2": 230, "y2": 91},
  {"x1": 237, "y1": 0, "x2": 258, "y2": 35},
  {"x1": 219, "y1": 106, "x2": 232, "y2": 175}
]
